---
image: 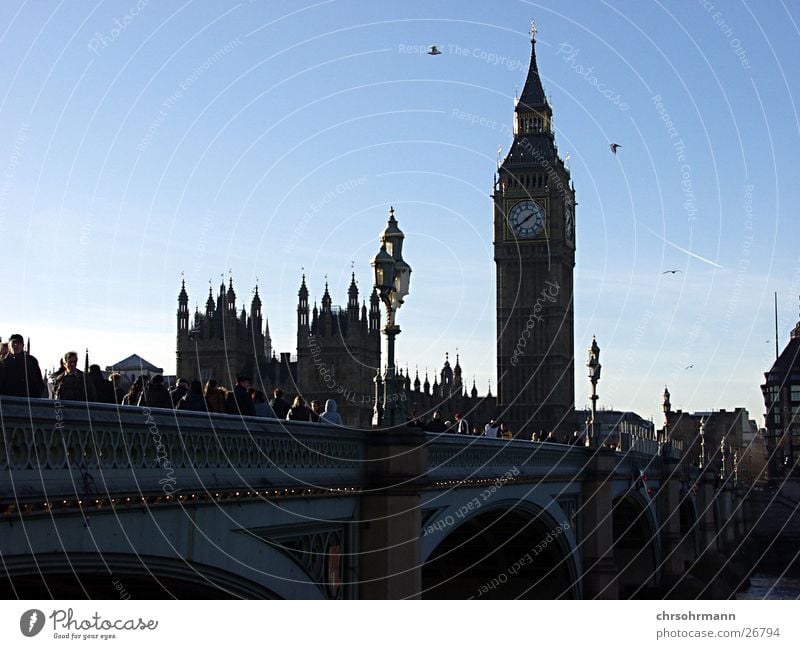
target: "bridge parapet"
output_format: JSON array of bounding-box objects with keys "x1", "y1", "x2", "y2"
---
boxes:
[
  {"x1": 425, "y1": 436, "x2": 593, "y2": 483},
  {"x1": 0, "y1": 396, "x2": 366, "y2": 502}
]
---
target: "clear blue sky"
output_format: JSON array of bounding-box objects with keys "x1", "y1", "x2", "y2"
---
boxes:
[{"x1": 2, "y1": 0, "x2": 798, "y2": 425}]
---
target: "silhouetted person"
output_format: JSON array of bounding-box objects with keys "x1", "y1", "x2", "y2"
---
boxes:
[
  {"x1": 310, "y1": 399, "x2": 323, "y2": 422},
  {"x1": 170, "y1": 377, "x2": 189, "y2": 407},
  {"x1": 54, "y1": 351, "x2": 96, "y2": 402},
  {"x1": 251, "y1": 389, "x2": 275, "y2": 418},
  {"x1": 286, "y1": 395, "x2": 312, "y2": 421},
  {"x1": 108, "y1": 373, "x2": 125, "y2": 403},
  {"x1": 425, "y1": 411, "x2": 447, "y2": 433},
  {"x1": 270, "y1": 388, "x2": 290, "y2": 419},
  {"x1": 89, "y1": 364, "x2": 115, "y2": 403},
  {"x1": 177, "y1": 380, "x2": 208, "y2": 412},
  {"x1": 204, "y1": 379, "x2": 226, "y2": 413},
  {"x1": 319, "y1": 399, "x2": 343, "y2": 425},
  {"x1": 0, "y1": 333, "x2": 44, "y2": 398},
  {"x1": 225, "y1": 376, "x2": 255, "y2": 416},
  {"x1": 121, "y1": 377, "x2": 144, "y2": 406},
  {"x1": 138, "y1": 374, "x2": 172, "y2": 409}
]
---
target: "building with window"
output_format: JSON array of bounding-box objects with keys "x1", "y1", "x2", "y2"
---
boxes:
[{"x1": 761, "y1": 312, "x2": 800, "y2": 481}]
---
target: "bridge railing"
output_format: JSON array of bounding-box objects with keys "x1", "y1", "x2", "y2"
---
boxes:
[
  {"x1": 0, "y1": 396, "x2": 367, "y2": 502},
  {"x1": 424, "y1": 434, "x2": 593, "y2": 483}
]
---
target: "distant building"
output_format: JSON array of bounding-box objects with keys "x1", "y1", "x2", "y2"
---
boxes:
[
  {"x1": 761, "y1": 312, "x2": 800, "y2": 481},
  {"x1": 105, "y1": 354, "x2": 164, "y2": 391},
  {"x1": 402, "y1": 353, "x2": 496, "y2": 432},
  {"x1": 575, "y1": 408, "x2": 655, "y2": 447},
  {"x1": 661, "y1": 386, "x2": 753, "y2": 476}
]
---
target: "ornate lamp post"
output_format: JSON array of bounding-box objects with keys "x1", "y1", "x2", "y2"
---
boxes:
[
  {"x1": 371, "y1": 207, "x2": 412, "y2": 428},
  {"x1": 586, "y1": 336, "x2": 601, "y2": 447},
  {"x1": 720, "y1": 435, "x2": 727, "y2": 479},
  {"x1": 661, "y1": 385, "x2": 671, "y2": 445},
  {"x1": 698, "y1": 416, "x2": 706, "y2": 468}
]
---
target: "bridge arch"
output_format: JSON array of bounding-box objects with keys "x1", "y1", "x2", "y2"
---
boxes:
[
  {"x1": 0, "y1": 505, "x2": 333, "y2": 600},
  {"x1": 420, "y1": 499, "x2": 580, "y2": 599},
  {"x1": 0, "y1": 552, "x2": 280, "y2": 599}
]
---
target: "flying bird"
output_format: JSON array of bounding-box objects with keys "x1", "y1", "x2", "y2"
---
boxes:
[
  {"x1": 684, "y1": 364, "x2": 694, "y2": 370},
  {"x1": 609, "y1": 143, "x2": 621, "y2": 155},
  {"x1": 662, "y1": 269, "x2": 681, "y2": 274},
  {"x1": 428, "y1": 45, "x2": 441, "y2": 55}
]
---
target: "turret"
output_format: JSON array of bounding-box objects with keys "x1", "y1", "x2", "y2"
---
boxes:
[
  {"x1": 251, "y1": 285, "x2": 262, "y2": 320},
  {"x1": 440, "y1": 352, "x2": 454, "y2": 397},
  {"x1": 321, "y1": 282, "x2": 332, "y2": 313},
  {"x1": 177, "y1": 279, "x2": 189, "y2": 334},
  {"x1": 297, "y1": 274, "x2": 309, "y2": 332},
  {"x1": 347, "y1": 273, "x2": 359, "y2": 321},
  {"x1": 205, "y1": 285, "x2": 215, "y2": 317},
  {"x1": 226, "y1": 277, "x2": 237, "y2": 317},
  {"x1": 369, "y1": 287, "x2": 381, "y2": 332}
]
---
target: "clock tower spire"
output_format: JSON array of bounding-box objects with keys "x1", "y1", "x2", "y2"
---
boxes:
[{"x1": 494, "y1": 21, "x2": 576, "y2": 438}]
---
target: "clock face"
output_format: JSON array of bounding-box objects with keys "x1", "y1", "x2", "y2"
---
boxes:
[
  {"x1": 507, "y1": 200, "x2": 545, "y2": 239},
  {"x1": 565, "y1": 203, "x2": 575, "y2": 244}
]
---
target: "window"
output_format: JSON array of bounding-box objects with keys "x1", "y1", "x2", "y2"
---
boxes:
[{"x1": 791, "y1": 385, "x2": 800, "y2": 402}]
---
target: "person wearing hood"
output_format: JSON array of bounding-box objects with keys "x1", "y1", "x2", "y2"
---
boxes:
[{"x1": 319, "y1": 399, "x2": 343, "y2": 425}]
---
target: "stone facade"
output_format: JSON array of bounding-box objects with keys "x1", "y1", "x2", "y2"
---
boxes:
[
  {"x1": 296, "y1": 274, "x2": 381, "y2": 428},
  {"x1": 661, "y1": 386, "x2": 753, "y2": 477},
  {"x1": 402, "y1": 353, "x2": 497, "y2": 433},
  {"x1": 176, "y1": 278, "x2": 295, "y2": 394}
]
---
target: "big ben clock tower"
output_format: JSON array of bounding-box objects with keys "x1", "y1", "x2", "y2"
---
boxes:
[{"x1": 494, "y1": 21, "x2": 575, "y2": 438}]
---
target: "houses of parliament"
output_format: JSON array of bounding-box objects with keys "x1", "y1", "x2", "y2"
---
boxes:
[
  {"x1": 176, "y1": 273, "x2": 497, "y2": 429},
  {"x1": 177, "y1": 23, "x2": 577, "y2": 435}
]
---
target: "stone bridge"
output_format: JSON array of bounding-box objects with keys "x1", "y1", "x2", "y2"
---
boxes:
[{"x1": 0, "y1": 396, "x2": 750, "y2": 599}]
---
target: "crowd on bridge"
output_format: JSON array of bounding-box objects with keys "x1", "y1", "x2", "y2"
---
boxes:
[
  {"x1": 0, "y1": 333, "x2": 342, "y2": 425},
  {"x1": 406, "y1": 410, "x2": 515, "y2": 439},
  {"x1": 1, "y1": 332, "x2": 595, "y2": 443}
]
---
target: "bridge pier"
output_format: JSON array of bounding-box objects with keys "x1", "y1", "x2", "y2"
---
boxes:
[
  {"x1": 657, "y1": 457, "x2": 685, "y2": 584},
  {"x1": 697, "y1": 470, "x2": 719, "y2": 553},
  {"x1": 580, "y1": 452, "x2": 618, "y2": 599},
  {"x1": 358, "y1": 429, "x2": 427, "y2": 599}
]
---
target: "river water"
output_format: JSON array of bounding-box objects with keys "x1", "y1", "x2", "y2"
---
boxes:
[{"x1": 736, "y1": 573, "x2": 800, "y2": 599}]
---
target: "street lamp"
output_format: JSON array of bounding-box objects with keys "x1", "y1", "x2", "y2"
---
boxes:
[
  {"x1": 371, "y1": 206, "x2": 412, "y2": 428},
  {"x1": 698, "y1": 416, "x2": 706, "y2": 468},
  {"x1": 586, "y1": 336, "x2": 601, "y2": 447}
]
